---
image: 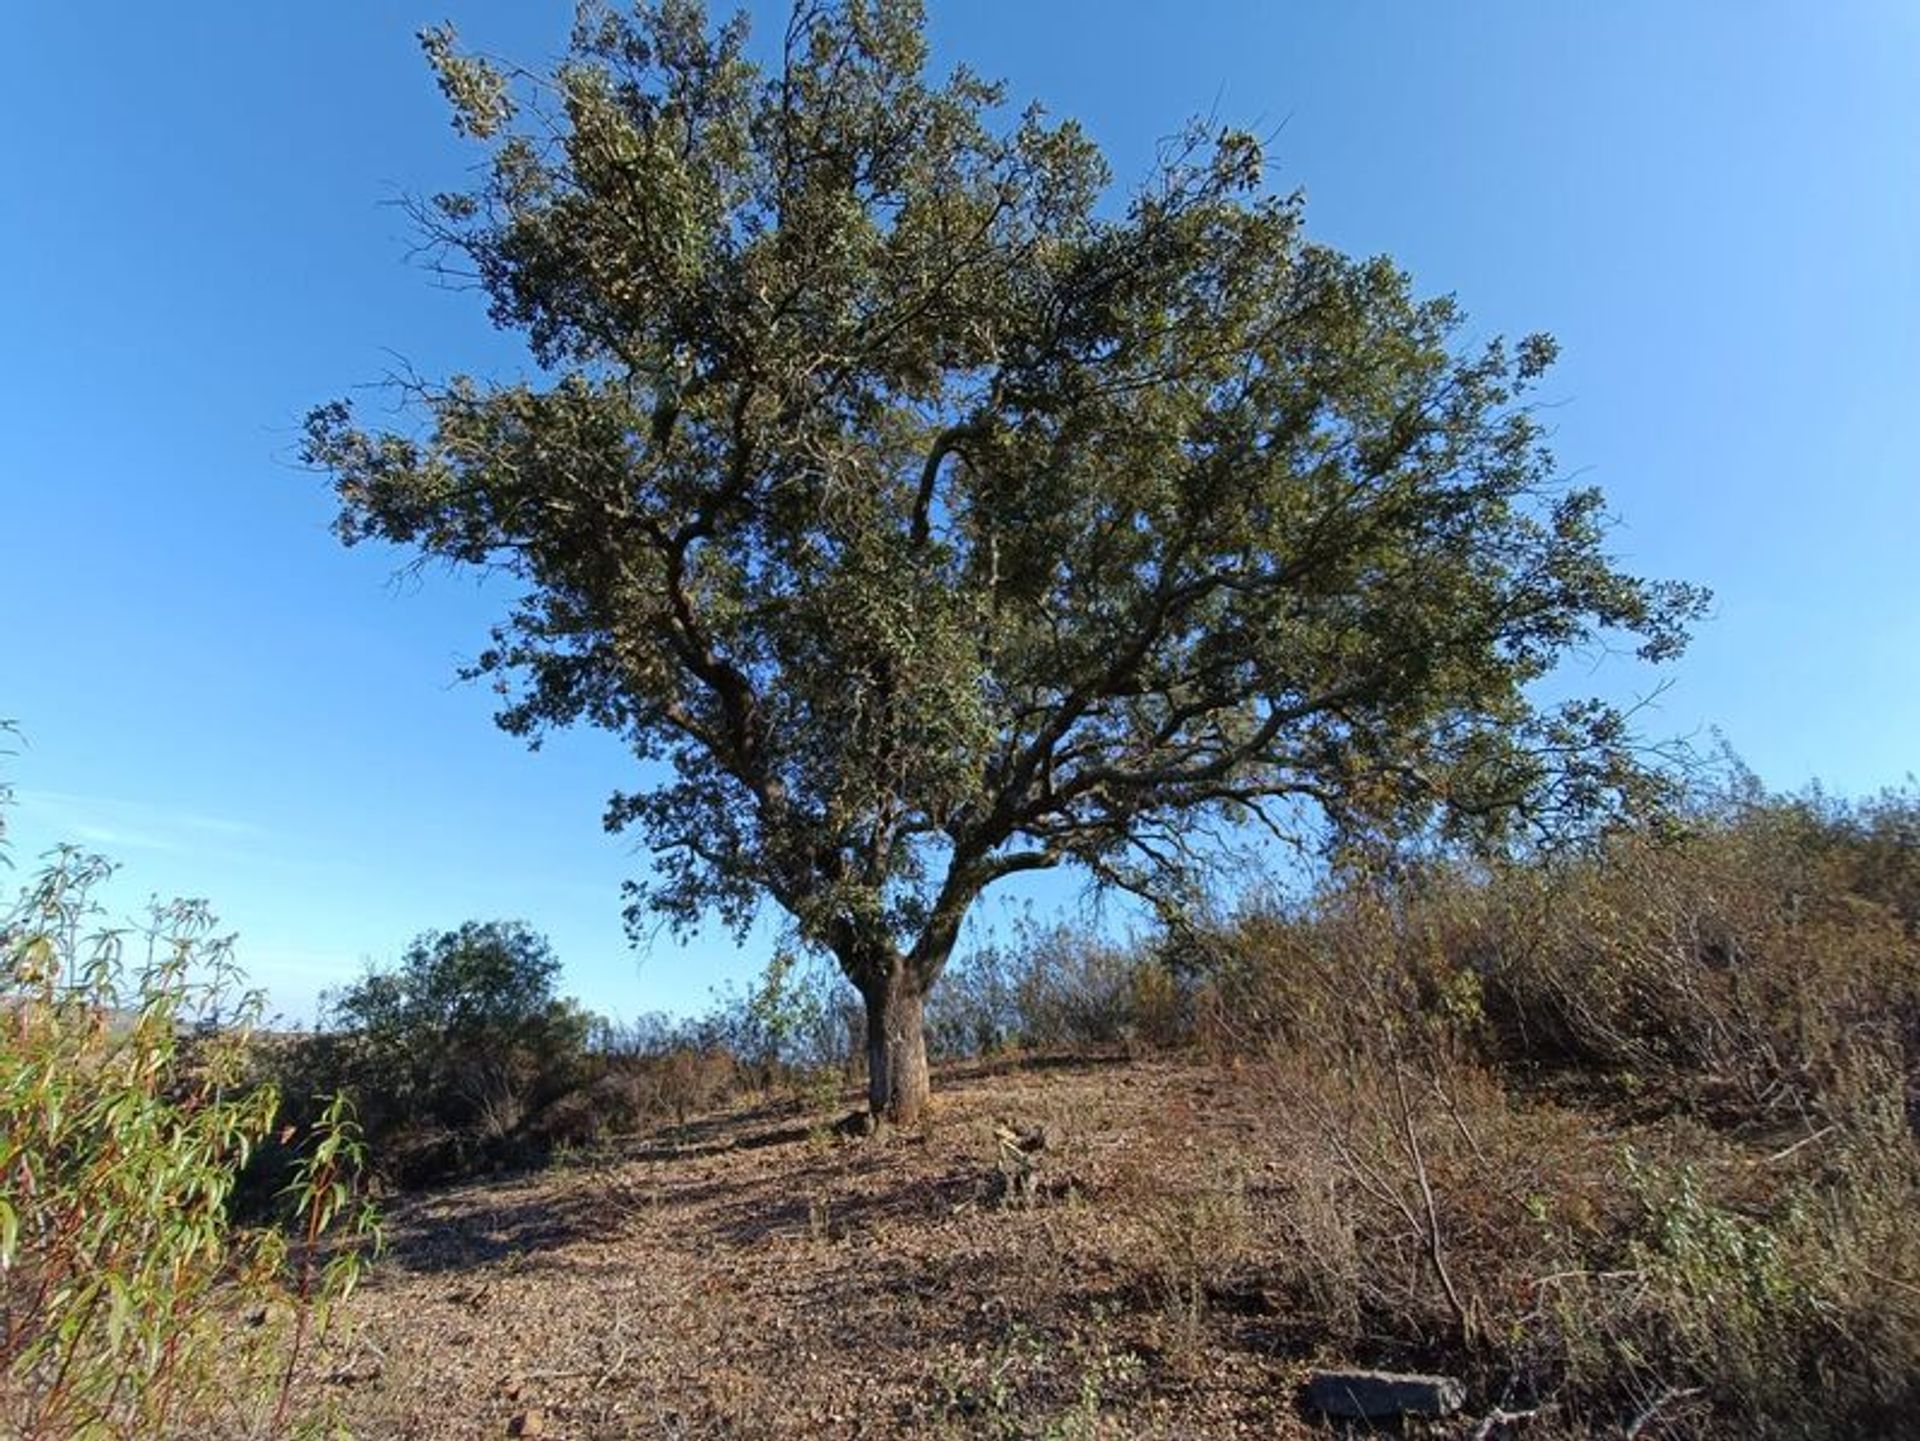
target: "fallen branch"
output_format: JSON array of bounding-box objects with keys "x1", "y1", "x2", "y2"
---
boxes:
[
  {"x1": 1471, "y1": 1404, "x2": 1541, "y2": 1439},
  {"x1": 1762, "y1": 1124, "x2": 1835, "y2": 1165}
]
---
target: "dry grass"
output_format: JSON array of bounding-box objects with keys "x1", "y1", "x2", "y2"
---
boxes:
[
  {"x1": 288, "y1": 1038, "x2": 1919, "y2": 1440},
  {"x1": 303, "y1": 1058, "x2": 1319, "y2": 1439},
  {"x1": 277, "y1": 787, "x2": 1920, "y2": 1439}
]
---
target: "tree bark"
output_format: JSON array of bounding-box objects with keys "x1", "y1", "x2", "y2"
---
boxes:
[{"x1": 863, "y1": 972, "x2": 929, "y2": 1126}]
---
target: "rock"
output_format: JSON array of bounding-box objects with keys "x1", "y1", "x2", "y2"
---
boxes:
[
  {"x1": 835, "y1": 1109, "x2": 880, "y2": 1140},
  {"x1": 1303, "y1": 1368, "x2": 1465, "y2": 1420},
  {"x1": 993, "y1": 1120, "x2": 1056, "y2": 1153},
  {"x1": 507, "y1": 1408, "x2": 547, "y2": 1437}
]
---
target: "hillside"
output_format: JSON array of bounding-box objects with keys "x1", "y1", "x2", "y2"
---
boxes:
[
  {"x1": 314, "y1": 1054, "x2": 1726, "y2": 1440},
  {"x1": 11, "y1": 785, "x2": 1918, "y2": 1438},
  {"x1": 323, "y1": 1057, "x2": 1280, "y2": 1438}
]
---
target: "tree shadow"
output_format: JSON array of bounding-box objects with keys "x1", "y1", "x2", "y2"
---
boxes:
[
  {"x1": 370, "y1": 1053, "x2": 1119, "y2": 1278},
  {"x1": 376, "y1": 1186, "x2": 618, "y2": 1274}
]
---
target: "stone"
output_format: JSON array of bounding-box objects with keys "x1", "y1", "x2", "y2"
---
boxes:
[
  {"x1": 835, "y1": 1109, "x2": 879, "y2": 1139},
  {"x1": 1303, "y1": 1368, "x2": 1466, "y2": 1420},
  {"x1": 507, "y1": 1409, "x2": 547, "y2": 1437}
]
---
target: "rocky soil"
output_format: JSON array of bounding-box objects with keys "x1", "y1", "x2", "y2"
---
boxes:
[{"x1": 316, "y1": 1056, "x2": 1346, "y2": 1439}]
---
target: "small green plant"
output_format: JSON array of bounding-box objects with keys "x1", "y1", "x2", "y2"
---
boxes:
[
  {"x1": 0, "y1": 840, "x2": 379, "y2": 1439},
  {"x1": 1605, "y1": 1147, "x2": 1876, "y2": 1432},
  {"x1": 1626, "y1": 1153, "x2": 1798, "y2": 1333},
  {"x1": 932, "y1": 1314, "x2": 1139, "y2": 1441}
]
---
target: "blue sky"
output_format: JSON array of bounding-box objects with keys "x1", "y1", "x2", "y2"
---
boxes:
[{"x1": 3, "y1": 3, "x2": 1915, "y2": 1023}]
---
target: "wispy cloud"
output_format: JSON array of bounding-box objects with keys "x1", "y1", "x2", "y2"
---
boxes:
[{"x1": 14, "y1": 789, "x2": 267, "y2": 857}]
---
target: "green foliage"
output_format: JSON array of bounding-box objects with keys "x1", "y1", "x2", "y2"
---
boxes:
[
  {"x1": 1525, "y1": 1126, "x2": 1920, "y2": 1438},
  {"x1": 329, "y1": 919, "x2": 573, "y2": 1043},
  {"x1": 731, "y1": 946, "x2": 860, "y2": 1111},
  {"x1": 314, "y1": 921, "x2": 592, "y2": 1183},
  {"x1": 732, "y1": 945, "x2": 833, "y2": 1075},
  {"x1": 304, "y1": 0, "x2": 1703, "y2": 1115},
  {"x1": 0, "y1": 842, "x2": 378, "y2": 1440},
  {"x1": 1623, "y1": 1153, "x2": 1804, "y2": 1379}
]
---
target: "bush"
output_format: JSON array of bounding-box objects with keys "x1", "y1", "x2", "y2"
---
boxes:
[
  {"x1": 1188, "y1": 778, "x2": 1920, "y2": 1136},
  {"x1": 924, "y1": 944, "x2": 1023, "y2": 1058},
  {"x1": 309, "y1": 920, "x2": 593, "y2": 1183},
  {"x1": 553, "y1": 1019, "x2": 741, "y2": 1138},
  {"x1": 1181, "y1": 773, "x2": 1920, "y2": 1436},
  {"x1": 0, "y1": 841, "x2": 377, "y2": 1440},
  {"x1": 693, "y1": 948, "x2": 864, "y2": 1086},
  {"x1": 1473, "y1": 784, "x2": 1920, "y2": 1128}
]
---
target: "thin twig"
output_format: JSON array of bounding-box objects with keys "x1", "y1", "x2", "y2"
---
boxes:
[
  {"x1": 1624, "y1": 1384, "x2": 1702, "y2": 1439},
  {"x1": 1472, "y1": 1405, "x2": 1541, "y2": 1440},
  {"x1": 1862, "y1": 1265, "x2": 1920, "y2": 1302},
  {"x1": 1762, "y1": 1124, "x2": 1834, "y2": 1165},
  {"x1": 1389, "y1": 1037, "x2": 1472, "y2": 1345},
  {"x1": 1529, "y1": 1268, "x2": 1646, "y2": 1290}
]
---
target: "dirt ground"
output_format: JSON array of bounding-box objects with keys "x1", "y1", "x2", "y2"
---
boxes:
[{"x1": 315, "y1": 1056, "x2": 1351, "y2": 1439}]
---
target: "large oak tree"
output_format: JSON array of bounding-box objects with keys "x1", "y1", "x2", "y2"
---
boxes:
[{"x1": 307, "y1": 0, "x2": 1705, "y2": 1123}]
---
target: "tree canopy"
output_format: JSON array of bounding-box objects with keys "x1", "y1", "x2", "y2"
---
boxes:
[
  {"x1": 305, "y1": 0, "x2": 1705, "y2": 1121},
  {"x1": 328, "y1": 920, "x2": 569, "y2": 1045}
]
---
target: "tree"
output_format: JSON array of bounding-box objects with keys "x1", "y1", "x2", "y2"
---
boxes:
[
  {"x1": 306, "y1": 0, "x2": 1706, "y2": 1124},
  {"x1": 330, "y1": 920, "x2": 569, "y2": 1040},
  {"x1": 326, "y1": 921, "x2": 591, "y2": 1141}
]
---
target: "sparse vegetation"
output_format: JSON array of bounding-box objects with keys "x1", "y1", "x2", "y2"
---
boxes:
[
  {"x1": 5, "y1": 1, "x2": 1909, "y2": 1434},
  {"x1": 267, "y1": 931, "x2": 871, "y2": 1186},
  {"x1": 1161, "y1": 774, "x2": 1920, "y2": 1436}
]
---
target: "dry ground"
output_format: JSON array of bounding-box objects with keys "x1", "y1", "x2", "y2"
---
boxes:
[{"x1": 312, "y1": 1055, "x2": 1548, "y2": 1439}]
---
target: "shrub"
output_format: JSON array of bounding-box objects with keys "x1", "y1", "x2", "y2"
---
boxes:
[
  {"x1": 308, "y1": 920, "x2": 593, "y2": 1182},
  {"x1": 696, "y1": 948, "x2": 863, "y2": 1086},
  {"x1": 1010, "y1": 925, "x2": 1148, "y2": 1048},
  {"x1": 925, "y1": 944, "x2": 1023, "y2": 1058},
  {"x1": 1188, "y1": 773, "x2": 1920, "y2": 1436},
  {"x1": 564, "y1": 1021, "x2": 740, "y2": 1136},
  {"x1": 1521, "y1": 1109, "x2": 1920, "y2": 1437},
  {"x1": 928, "y1": 923, "x2": 1182, "y2": 1058},
  {"x1": 507, "y1": 957, "x2": 865, "y2": 1159},
  {"x1": 0, "y1": 842, "x2": 377, "y2": 1440},
  {"x1": 1192, "y1": 778, "x2": 1920, "y2": 1136},
  {"x1": 1473, "y1": 784, "x2": 1920, "y2": 1128}
]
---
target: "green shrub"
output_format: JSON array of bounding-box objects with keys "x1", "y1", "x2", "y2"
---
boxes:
[
  {"x1": 697, "y1": 947, "x2": 863, "y2": 1087},
  {"x1": 309, "y1": 920, "x2": 593, "y2": 1183},
  {"x1": 0, "y1": 843, "x2": 378, "y2": 1440},
  {"x1": 1527, "y1": 1115, "x2": 1920, "y2": 1438}
]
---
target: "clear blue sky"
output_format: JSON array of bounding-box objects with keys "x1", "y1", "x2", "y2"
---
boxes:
[{"x1": 3, "y1": 3, "x2": 1915, "y2": 1023}]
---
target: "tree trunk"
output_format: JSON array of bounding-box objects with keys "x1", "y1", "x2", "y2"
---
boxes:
[{"x1": 863, "y1": 972, "x2": 929, "y2": 1126}]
